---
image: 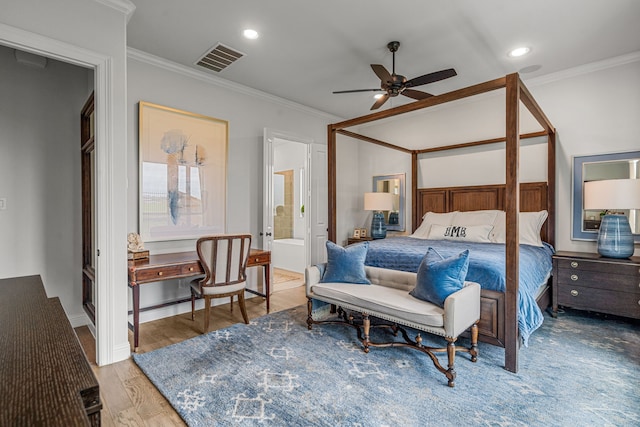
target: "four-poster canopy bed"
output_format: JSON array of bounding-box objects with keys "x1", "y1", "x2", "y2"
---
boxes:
[{"x1": 327, "y1": 73, "x2": 556, "y2": 373}]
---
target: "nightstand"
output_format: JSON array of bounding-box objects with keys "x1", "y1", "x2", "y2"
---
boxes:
[
  {"x1": 552, "y1": 251, "x2": 640, "y2": 319},
  {"x1": 346, "y1": 237, "x2": 373, "y2": 246}
]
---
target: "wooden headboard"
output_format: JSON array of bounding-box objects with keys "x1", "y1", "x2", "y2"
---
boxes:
[{"x1": 416, "y1": 182, "x2": 549, "y2": 243}]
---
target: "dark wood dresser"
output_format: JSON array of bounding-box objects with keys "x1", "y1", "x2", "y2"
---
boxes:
[
  {"x1": 0, "y1": 275, "x2": 101, "y2": 426},
  {"x1": 552, "y1": 251, "x2": 640, "y2": 319}
]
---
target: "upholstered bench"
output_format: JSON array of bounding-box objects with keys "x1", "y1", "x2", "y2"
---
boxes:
[{"x1": 305, "y1": 264, "x2": 481, "y2": 387}]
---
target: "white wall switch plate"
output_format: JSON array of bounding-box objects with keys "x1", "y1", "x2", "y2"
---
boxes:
[{"x1": 0, "y1": 198, "x2": 6, "y2": 210}]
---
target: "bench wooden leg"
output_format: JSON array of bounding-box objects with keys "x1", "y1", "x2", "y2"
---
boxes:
[
  {"x1": 445, "y1": 337, "x2": 457, "y2": 387},
  {"x1": 306, "y1": 298, "x2": 313, "y2": 330},
  {"x1": 362, "y1": 313, "x2": 371, "y2": 353},
  {"x1": 470, "y1": 322, "x2": 479, "y2": 362}
]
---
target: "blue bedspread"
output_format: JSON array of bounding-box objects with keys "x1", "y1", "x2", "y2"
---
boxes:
[{"x1": 364, "y1": 237, "x2": 554, "y2": 345}]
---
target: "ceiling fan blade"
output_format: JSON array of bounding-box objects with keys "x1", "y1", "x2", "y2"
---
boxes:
[
  {"x1": 404, "y1": 68, "x2": 457, "y2": 88},
  {"x1": 370, "y1": 93, "x2": 389, "y2": 110},
  {"x1": 333, "y1": 88, "x2": 383, "y2": 94},
  {"x1": 371, "y1": 64, "x2": 393, "y2": 84},
  {"x1": 402, "y1": 89, "x2": 433, "y2": 100}
]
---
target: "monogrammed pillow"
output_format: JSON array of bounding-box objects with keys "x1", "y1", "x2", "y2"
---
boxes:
[
  {"x1": 428, "y1": 224, "x2": 494, "y2": 243},
  {"x1": 410, "y1": 211, "x2": 458, "y2": 239}
]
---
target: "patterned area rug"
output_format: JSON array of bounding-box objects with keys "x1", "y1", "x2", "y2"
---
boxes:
[{"x1": 133, "y1": 306, "x2": 639, "y2": 426}]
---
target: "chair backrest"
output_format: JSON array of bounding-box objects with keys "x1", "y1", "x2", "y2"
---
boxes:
[{"x1": 196, "y1": 234, "x2": 252, "y2": 287}]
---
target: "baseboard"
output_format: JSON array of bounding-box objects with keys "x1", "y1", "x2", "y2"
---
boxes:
[{"x1": 68, "y1": 312, "x2": 92, "y2": 328}]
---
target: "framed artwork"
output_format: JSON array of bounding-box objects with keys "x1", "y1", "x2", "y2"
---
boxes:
[
  {"x1": 138, "y1": 101, "x2": 228, "y2": 242},
  {"x1": 360, "y1": 228, "x2": 367, "y2": 238},
  {"x1": 353, "y1": 229, "x2": 361, "y2": 239}
]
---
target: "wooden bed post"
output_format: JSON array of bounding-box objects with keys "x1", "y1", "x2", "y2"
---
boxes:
[
  {"x1": 504, "y1": 73, "x2": 520, "y2": 373},
  {"x1": 328, "y1": 124, "x2": 337, "y2": 243},
  {"x1": 547, "y1": 132, "x2": 556, "y2": 248},
  {"x1": 412, "y1": 151, "x2": 418, "y2": 232}
]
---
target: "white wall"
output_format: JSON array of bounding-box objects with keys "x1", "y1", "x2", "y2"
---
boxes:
[
  {"x1": 338, "y1": 55, "x2": 640, "y2": 256},
  {"x1": 0, "y1": 46, "x2": 91, "y2": 321},
  {"x1": 126, "y1": 51, "x2": 336, "y2": 322},
  {"x1": 530, "y1": 57, "x2": 640, "y2": 255}
]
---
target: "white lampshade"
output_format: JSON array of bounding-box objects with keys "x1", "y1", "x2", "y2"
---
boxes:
[
  {"x1": 584, "y1": 179, "x2": 640, "y2": 210},
  {"x1": 364, "y1": 192, "x2": 394, "y2": 211}
]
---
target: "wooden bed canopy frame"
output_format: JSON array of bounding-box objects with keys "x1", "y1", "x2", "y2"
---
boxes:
[{"x1": 327, "y1": 73, "x2": 556, "y2": 373}]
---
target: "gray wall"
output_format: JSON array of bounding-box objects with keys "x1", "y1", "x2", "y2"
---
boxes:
[{"x1": 0, "y1": 45, "x2": 92, "y2": 321}]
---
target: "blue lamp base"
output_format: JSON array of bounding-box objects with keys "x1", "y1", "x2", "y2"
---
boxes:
[
  {"x1": 597, "y1": 214, "x2": 634, "y2": 258},
  {"x1": 370, "y1": 211, "x2": 387, "y2": 239}
]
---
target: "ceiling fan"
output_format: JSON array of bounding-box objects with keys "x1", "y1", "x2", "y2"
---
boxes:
[{"x1": 333, "y1": 41, "x2": 457, "y2": 110}]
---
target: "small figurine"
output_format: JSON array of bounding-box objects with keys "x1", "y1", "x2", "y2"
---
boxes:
[{"x1": 127, "y1": 232, "x2": 145, "y2": 252}]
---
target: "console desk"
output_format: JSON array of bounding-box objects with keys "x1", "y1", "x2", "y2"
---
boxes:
[
  {"x1": 0, "y1": 275, "x2": 101, "y2": 425},
  {"x1": 128, "y1": 249, "x2": 271, "y2": 351}
]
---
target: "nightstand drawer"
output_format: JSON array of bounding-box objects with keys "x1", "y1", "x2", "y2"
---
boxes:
[
  {"x1": 556, "y1": 284, "x2": 640, "y2": 319},
  {"x1": 556, "y1": 268, "x2": 640, "y2": 294},
  {"x1": 556, "y1": 258, "x2": 640, "y2": 277}
]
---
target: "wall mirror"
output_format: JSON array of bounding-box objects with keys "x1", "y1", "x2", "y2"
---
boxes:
[
  {"x1": 372, "y1": 173, "x2": 405, "y2": 232},
  {"x1": 572, "y1": 151, "x2": 640, "y2": 242}
]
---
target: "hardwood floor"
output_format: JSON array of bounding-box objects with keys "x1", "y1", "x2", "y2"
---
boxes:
[{"x1": 75, "y1": 284, "x2": 306, "y2": 426}]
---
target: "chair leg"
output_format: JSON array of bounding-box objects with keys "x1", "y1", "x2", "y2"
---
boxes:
[
  {"x1": 230, "y1": 295, "x2": 234, "y2": 312},
  {"x1": 203, "y1": 296, "x2": 211, "y2": 333},
  {"x1": 237, "y1": 291, "x2": 249, "y2": 324},
  {"x1": 191, "y1": 289, "x2": 196, "y2": 321}
]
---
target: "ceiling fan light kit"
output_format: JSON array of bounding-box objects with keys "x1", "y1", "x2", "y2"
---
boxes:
[{"x1": 333, "y1": 41, "x2": 457, "y2": 110}]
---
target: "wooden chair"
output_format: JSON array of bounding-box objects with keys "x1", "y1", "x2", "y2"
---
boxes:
[{"x1": 191, "y1": 234, "x2": 252, "y2": 333}]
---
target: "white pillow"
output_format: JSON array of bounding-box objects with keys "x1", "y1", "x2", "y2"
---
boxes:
[
  {"x1": 452, "y1": 210, "x2": 500, "y2": 226},
  {"x1": 410, "y1": 211, "x2": 458, "y2": 239},
  {"x1": 428, "y1": 224, "x2": 494, "y2": 243},
  {"x1": 492, "y1": 210, "x2": 548, "y2": 247}
]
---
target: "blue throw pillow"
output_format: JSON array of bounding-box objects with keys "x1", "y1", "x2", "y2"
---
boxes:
[
  {"x1": 320, "y1": 241, "x2": 370, "y2": 284},
  {"x1": 410, "y1": 248, "x2": 470, "y2": 307}
]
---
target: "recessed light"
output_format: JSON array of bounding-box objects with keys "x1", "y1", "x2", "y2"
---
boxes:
[
  {"x1": 243, "y1": 29, "x2": 259, "y2": 40},
  {"x1": 508, "y1": 47, "x2": 531, "y2": 58}
]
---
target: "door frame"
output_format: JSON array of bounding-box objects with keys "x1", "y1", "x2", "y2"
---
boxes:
[{"x1": 0, "y1": 23, "x2": 130, "y2": 365}]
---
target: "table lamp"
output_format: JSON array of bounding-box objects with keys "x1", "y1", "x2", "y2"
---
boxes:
[
  {"x1": 364, "y1": 192, "x2": 394, "y2": 239},
  {"x1": 583, "y1": 178, "x2": 640, "y2": 258}
]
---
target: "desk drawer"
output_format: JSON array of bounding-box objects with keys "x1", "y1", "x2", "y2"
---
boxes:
[
  {"x1": 557, "y1": 284, "x2": 640, "y2": 319},
  {"x1": 135, "y1": 265, "x2": 182, "y2": 282},
  {"x1": 181, "y1": 262, "x2": 203, "y2": 275},
  {"x1": 249, "y1": 252, "x2": 270, "y2": 265}
]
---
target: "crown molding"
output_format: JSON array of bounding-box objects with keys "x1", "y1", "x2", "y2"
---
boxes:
[
  {"x1": 525, "y1": 50, "x2": 640, "y2": 87},
  {"x1": 127, "y1": 48, "x2": 341, "y2": 122},
  {"x1": 93, "y1": 0, "x2": 136, "y2": 22}
]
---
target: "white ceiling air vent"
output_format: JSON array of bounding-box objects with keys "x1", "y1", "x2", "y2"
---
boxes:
[{"x1": 195, "y1": 43, "x2": 245, "y2": 72}]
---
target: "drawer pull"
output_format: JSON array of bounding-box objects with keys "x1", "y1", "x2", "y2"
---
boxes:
[
  {"x1": 570, "y1": 289, "x2": 579, "y2": 297},
  {"x1": 158, "y1": 271, "x2": 163, "y2": 276},
  {"x1": 570, "y1": 274, "x2": 578, "y2": 281},
  {"x1": 255, "y1": 258, "x2": 260, "y2": 262},
  {"x1": 570, "y1": 261, "x2": 578, "y2": 268},
  {"x1": 189, "y1": 267, "x2": 194, "y2": 271}
]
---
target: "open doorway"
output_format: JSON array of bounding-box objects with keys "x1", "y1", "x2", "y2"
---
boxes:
[
  {"x1": 272, "y1": 140, "x2": 306, "y2": 290},
  {"x1": 0, "y1": 24, "x2": 130, "y2": 365},
  {"x1": 263, "y1": 129, "x2": 314, "y2": 293}
]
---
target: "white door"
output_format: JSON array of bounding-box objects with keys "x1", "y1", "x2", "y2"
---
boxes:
[{"x1": 310, "y1": 143, "x2": 328, "y2": 264}]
